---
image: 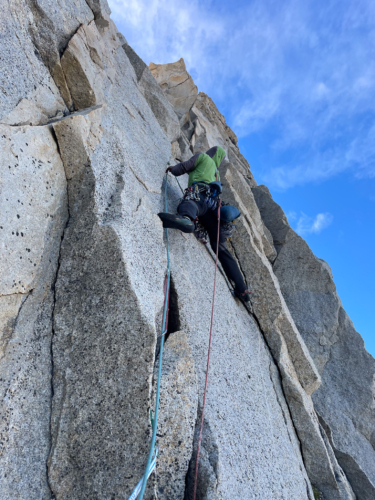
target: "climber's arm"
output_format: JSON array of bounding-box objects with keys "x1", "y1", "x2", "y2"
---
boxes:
[{"x1": 167, "y1": 153, "x2": 202, "y2": 176}]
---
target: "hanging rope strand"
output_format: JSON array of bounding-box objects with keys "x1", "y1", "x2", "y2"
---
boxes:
[
  {"x1": 138, "y1": 174, "x2": 171, "y2": 500},
  {"x1": 193, "y1": 200, "x2": 221, "y2": 500}
]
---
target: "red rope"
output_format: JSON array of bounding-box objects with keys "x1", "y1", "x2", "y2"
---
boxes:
[{"x1": 193, "y1": 200, "x2": 221, "y2": 500}]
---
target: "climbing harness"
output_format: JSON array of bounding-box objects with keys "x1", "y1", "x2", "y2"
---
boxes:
[
  {"x1": 182, "y1": 182, "x2": 221, "y2": 209},
  {"x1": 183, "y1": 184, "x2": 201, "y2": 202},
  {"x1": 173, "y1": 176, "x2": 233, "y2": 290},
  {"x1": 193, "y1": 199, "x2": 221, "y2": 500},
  {"x1": 135, "y1": 174, "x2": 171, "y2": 500}
]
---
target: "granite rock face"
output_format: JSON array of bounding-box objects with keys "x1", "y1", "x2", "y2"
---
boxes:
[
  {"x1": 0, "y1": 0, "x2": 71, "y2": 123},
  {"x1": 150, "y1": 59, "x2": 256, "y2": 185},
  {"x1": 124, "y1": 44, "x2": 181, "y2": 143},
  {"x1": 219, "y1": 163, "x2": 354, "y2": 500},
  {"x1": 0, "y1": 124, "x2": 68, "y2": 497},
  {"x1": 150, "y1": 58, "x2": 198, "y2": 119},
  {"x1": 253, "y1": 185, "x2": 375, "y2": 499},
  {"x1": 152, "y1": 331, "x2": 198, "y2": 500},
  {"x1": 1, "y1": 2, "x2": 373, "y2": 500},
  {"x1": 163, "y1": 196, "x2": 314, "y2": 499},
  {"x1": 46, "y1": 24, "x2": 171, "y2": 497}
]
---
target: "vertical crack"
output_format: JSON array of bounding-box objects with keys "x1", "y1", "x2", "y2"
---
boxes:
[
  {"x1": 46, "y1": 131, "x2": 71, "y2": 498},
  {"x1": 155, "y1": 274, "x2": 180, "y2": 362},
  {"x1": 228, "y1": 240, "x2": 248, "y2": 290}
]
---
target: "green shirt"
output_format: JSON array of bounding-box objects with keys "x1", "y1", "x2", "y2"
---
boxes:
[{"x1": 188, "y1": 153, "x2": 220, "y2": 186}]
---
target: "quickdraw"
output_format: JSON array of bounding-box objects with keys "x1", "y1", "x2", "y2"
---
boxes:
[
  {"x1": 183, "y1": 183, "x2": 220, "y2": 203},
  {"x1": 182, "y1": 184, "x2": 204, "y2": 202}
]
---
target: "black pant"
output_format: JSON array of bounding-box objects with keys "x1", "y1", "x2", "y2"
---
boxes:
[{"x1": 177, "y1": 195, "x2": 247, "y2": 293}]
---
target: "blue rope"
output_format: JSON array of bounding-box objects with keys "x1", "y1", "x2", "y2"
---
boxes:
[
  {"x1": 175, "y1": 176, "x2": 184, "y2": 194},
  {"x1": 138, "y1": 173, "x2": 171, "y2": 500},
  {"x1": 128, "y1": 449, "x2": 158, "y2": 500}
]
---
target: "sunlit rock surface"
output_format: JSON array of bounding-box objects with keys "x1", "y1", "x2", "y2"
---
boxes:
[{"x1": 0, "y1": 2, "x2": 373, "y2": 499}]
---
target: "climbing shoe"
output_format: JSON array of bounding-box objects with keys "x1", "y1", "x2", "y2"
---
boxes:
[
  {"x1": 195, "y1": 222, "x2": 208, "y2": 244},
  {"x1": 232, "y1": 289, "x2": 251, "y2": 304},
  {"x1": 158, "y1": 213, "x2": 195, "y2": 233}
]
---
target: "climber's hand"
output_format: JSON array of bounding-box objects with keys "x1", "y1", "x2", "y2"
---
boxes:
[{"x1": 165, "y1": 166, "x2": 173, "y2": 174}]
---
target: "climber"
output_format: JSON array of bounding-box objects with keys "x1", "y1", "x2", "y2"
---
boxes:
[{"x1": 158, "y1": 146, "x2": 250, "y2": 303}]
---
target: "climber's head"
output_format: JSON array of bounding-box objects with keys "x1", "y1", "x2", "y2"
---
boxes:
[{"x1": 211, "y1": 146, "x2": 227, "y2": 169}]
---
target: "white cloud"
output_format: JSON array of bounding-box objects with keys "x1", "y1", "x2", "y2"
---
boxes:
[
  {"x1": 108, "y1": 0, "x2": 375, "y2": 188},
  {"x1": 286, "y1": 211, "x2": 297, "y2": 222},
  {"x1": 296, "y1": 212, "x2": 333, "y2": 235},
  {"x1": 347, "y1": 124, "x2": 375, "y2": 179}
]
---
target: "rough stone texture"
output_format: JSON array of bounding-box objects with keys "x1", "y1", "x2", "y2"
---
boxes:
[
  {"x1": 152, "y1": 331, "x2": 198, "y2": 500},
  {"x1": 22, "y1": 0, "x2": 94, "y2": 109},
  {"x1": 220, "y1": 163, "x2": 320, "y2": 395},
  {"x1": 275, "y1": 233, "x2": 375, "y2": 499},
  {"x1": 219, "y1": 162, "x2": 357, "y2": 499},
  {"x1": 1, "y1": 3, "x2": 373, "y2": 500},
  {"x1": 61, "y1": 22, "x2": 106, "y2": 110},
  {"x1": 163, "y1": 178, "x2": 314, "y2": 498},
  {"x1": 0, "y1": 0, "x2": 71, "y2": 122},
  {"x1": 85, "y1": 0, "x2": 111, "y2": 18},
  {"x1": 123, "y1": 44, "x2": 181, "y2": 143},
  {"x1": 1, "y1": 94, "x2": 65, "y2": 127},
  {"x1": 151, "y1": 59, "x2": 256, "y2": 187},
  {"x1": 0, "y1": 125, "x2": 67, "y2": 295},
  {"x1": 150, "y1": 58, "x2": 198, "y2": 118},
  {"x1": 46, "y1": 24, "x2": 171, "y2": 498},
  {"x1": 0, "y1": 124, "x2": 68, "y2": 498},
  {"x1": 85, "y1": 0, "x2": 112, "y2": 31},
  {"x1": 253, "y1": 185, "x2": 375, "y2": 499},
  {"x1": 252, "y1": 185, "x2": 291, "y2": 253}
]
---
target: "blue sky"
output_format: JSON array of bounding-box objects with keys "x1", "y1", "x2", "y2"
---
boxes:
[{"x1": 108, "y1": 0, "x2": 375, "y2": 356}]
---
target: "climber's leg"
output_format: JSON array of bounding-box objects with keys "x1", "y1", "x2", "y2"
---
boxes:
[
  {"x1": 158, "y1": 196, "x2": 207, "y2": 233},
  {"x1": 177, "y1": 196, "x2": 208, "y2": 220},
  {"x1": 157, "y1": 212, "x2": 195, "y2": 233},
  {"x1": 200, "y1": 210, "x2": 249, "y2": 297}
]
